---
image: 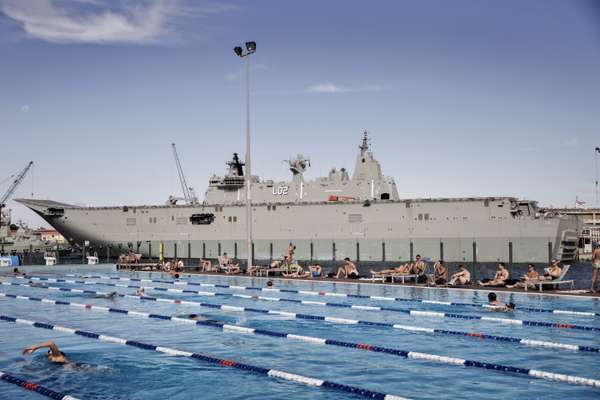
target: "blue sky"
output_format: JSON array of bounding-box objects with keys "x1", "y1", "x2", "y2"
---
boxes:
[{"x1": 1, "y1": 0, "x2": 599, "y2": 227}]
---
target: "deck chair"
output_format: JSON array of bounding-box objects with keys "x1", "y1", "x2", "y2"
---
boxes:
[{"x1": 526, "y1": 265, "x2": 574, "y2": 292}]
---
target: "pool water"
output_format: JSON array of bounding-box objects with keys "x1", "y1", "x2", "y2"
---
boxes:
[{"x1": 1, "y1": 264, "x2": 599, "y2": 399}]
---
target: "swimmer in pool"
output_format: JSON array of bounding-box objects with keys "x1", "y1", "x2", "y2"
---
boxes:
[
  {"x1": 487, "y1": 292, "x2": 515, "y2": 312},
  {"x1": 22, "y1": 341, "x2": 68, "y2": 364},
  {"x1": 136, "y1": 287, "x2": 145, "y2": 296},
  {"x1": 27, "y1": 280, "x2": 47, "y2": 288},
  {"x1": 95, "y1": 291, "x2": 118, "y2": 299}
]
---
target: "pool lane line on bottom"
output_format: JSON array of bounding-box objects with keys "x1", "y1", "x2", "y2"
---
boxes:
[
  {"x1": 2, "y1": 283, "x2": 599, "y2": 354},
  {"x1": 0, "y1": 370, "x2": 79, "y2": 400},
  {"x1": 2, "y1": 291, "x2": 600, "y2": 388},
  {"x1": 21, "y1": 277, "x2": 600, "y2": 333},
  {"x1": 65, "y1": 274, "x2": 600, "y2": 318},
  {"x1": 0, "y1": 315, "x2": 408, "y2": 400}
]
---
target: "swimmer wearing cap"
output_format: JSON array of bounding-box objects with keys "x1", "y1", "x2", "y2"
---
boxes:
[{"x1": 22, "y1": 341, "x2": 68, "y2": 364}]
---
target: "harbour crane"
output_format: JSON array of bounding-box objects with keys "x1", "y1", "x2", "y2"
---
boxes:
[
  {"x1": 0, "y1": 161, "x2": 33, "y2": 226},
  {"x1": 169, "y1": 143, "x2": 198, "y2": 206},
  {"x1": 0, "y1": 161, "x2": 33, "y2": 210}
]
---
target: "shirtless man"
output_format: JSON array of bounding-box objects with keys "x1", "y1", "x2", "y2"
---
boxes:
[
  {"x1": 487, "y1": 292, "x2": 516, "y2": 312},
  {"x1": 539, "y1": 260, "x2": 562, "y2": 281},
  {"x1": 336, "y1": 258, "x2": 359, "y2": 279},
  {"x1": 449, "y1": 264, "x2": 471, "y2": 286},
  {"x1": 507, "y1": 264, "x2": 540, "y2": 289},
  {"x1": 371, "y1": 263, "x2": 411, "y2": 276},
  {"x1": 218, "y1": 253, "x2": 230, "y2": 268},
  {"x1": 592, "y1": 243, "x2": 600, "y2": 293},
  {"x1": 22, "y1": 341, "x2": 68, "y2": 364},
  {"x1": 308, "y1": 264, "x2": 323, "y2": 278},
  {"x1": 200, "y1": 259, "x2": 214, "y2": 272},
  {"x1": 284, "y1": 244, "x2": 295, "y2": 272},
  {"x1": 427, "y1": 261, "x2": 448, "y2": 286},
  {"x1": 224, "y1": 259, "x2": 241, "y2": 275},
  {"x1": 478, "y1": 263, "x2": 510, "y2": 286},
  {"x1": 412, "y1": 255, "x2": 426, "y2": 275}
]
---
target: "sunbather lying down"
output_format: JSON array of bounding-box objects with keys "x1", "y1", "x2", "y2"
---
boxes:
[
  {"x1": 478, "y1": 263, "x2": 510, "y2": 286},
  {"x1": 371, "y1": 263, "x2": 411, "y2": 276}
]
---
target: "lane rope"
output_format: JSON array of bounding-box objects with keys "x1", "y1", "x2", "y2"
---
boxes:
[
  {"x1": 65, "y1": 273, "x2": 600, "y2": 318},
  {"x1": 2, "y1": 291, "x2": 599, "y2": 388},
  {"x1": 0, "y1": 370, "x2": 79, "y2": 400},
  {"x1": 0, "y1": 315, "x2": 408, "y2": 400},
  {"x1": 2, "y1": 284, "x2": 598, "y2": 354},
  {"x1": 18, "y1": 277, "x2": 600, "y2": 333}
]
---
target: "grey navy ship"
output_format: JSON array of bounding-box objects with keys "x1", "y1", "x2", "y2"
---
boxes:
[{"x1": 17, "y1": 133, "x2": 578, "y2": 266}]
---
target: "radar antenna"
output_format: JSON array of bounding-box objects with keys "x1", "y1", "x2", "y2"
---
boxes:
[
  {"x1": 171, "y1": 143, "x2": 198, "y2": 206},
  {"x1": 359, "y1": 130, "x2": 370, "y2": 155}
]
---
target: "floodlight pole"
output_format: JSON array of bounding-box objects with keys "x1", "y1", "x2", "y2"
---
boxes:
[
  {"x1": 244, "y1": 53, "x2": 253, "y2": 270},
  {"x1": 594, "y1": 147, "x2": 600, "y2": 207},
  {"x1": 234, "y1": 42, "x2": 256, "y2": 270}
]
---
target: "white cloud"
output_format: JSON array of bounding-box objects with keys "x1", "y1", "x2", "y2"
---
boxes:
[
  {"x1": 20, "y1": 105, "x2": 30, "y2": 112},
  {"x1": 0, "y1": 0, "x2": 234, "y2": 44},
  {"x1": 305, "y1": 82, "x2": 385, "y2": 94}
]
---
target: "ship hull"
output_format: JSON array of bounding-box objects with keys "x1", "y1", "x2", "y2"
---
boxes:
[{"x1": 17, "y1": 197, "x2": 576, "y2": 264}]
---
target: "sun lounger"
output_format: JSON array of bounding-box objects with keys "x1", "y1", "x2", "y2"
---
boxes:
[{"x1": 526, "y1": 265, "x2": 574, "y2": 292}]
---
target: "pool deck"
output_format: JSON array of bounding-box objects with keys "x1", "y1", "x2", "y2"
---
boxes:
[{"x1": 178, "y1": 271, "x2": 600, "y2": 300}]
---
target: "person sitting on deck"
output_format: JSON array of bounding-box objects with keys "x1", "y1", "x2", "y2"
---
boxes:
[
  {"x1": 224, "y1": 259, "x2": 241, "y2": 275},
  {"x1": 336, "y1": 258, "x2": 359, "y2": 279},
  {"x1": 22, "y1": 341, "x2": 68, "y2": 364},
  {"x1": 308, "y1": 264, "x2": 323, "y2": 278},
  {"x1": 540, "y1": 260, "x2": 562, "y2": 281},
  {"x1": 412, "y1": 255, "x2": 427, "y2": 283},
  {"x1": 448, "y1": 264, "x2": 471, "y2": 286},
  {"x1": 370, "y1": 263, "x2": 411, "y2": 277},
  {"x1": 427, "y1": 260, "x2": 448, "y2": 286},
  {"x1": 283, "y1": 264, "x2": 310, "y2": 278},
  {"x1": 200, "y1": 259, "x2": 215, "y2": 272},
  {"x1": 487, "y1": 292, "x2": 516, "y2": 312},
  {"x1": 218, "y1": 253, "x2": 230, "y2": 268},
  {"x1": 478, "y1": 263, "x2": 510, "y2": 287},
  {"x1": 507, "y1": 264, "x2": 540, "y2": 289}
]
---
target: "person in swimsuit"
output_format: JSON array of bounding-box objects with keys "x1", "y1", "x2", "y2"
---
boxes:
[
  {"x1": 478, "y1": 263, "x2": 510, "y2": 286},
  {"x1": 371, "y1": 263, "x2": 411, "y2": 276},
  {"x1": 448, "y1": 264, "x2": 471, "y2": 285},
  {"x1": 487, "y1": 292, "x2": 516, "y2": 312},
  {"x1": 507, "y1": 264, "x2": 540, "y2": 289},
  {"x1": 427, "y1": 260, "x2": 448, "y2": 286},
  {"x1": 308, "y1": 264, "x2": 323, "y2": 278},
  {"x1": 336, "y1": 258, "x2": 359, "y2": 279},
  {"x1": 22, "y1": 341, "x2": 68, "y2": 364},
  {"x1": 95, "y1": 291, "x2": 118, "y2": 299},
  {"x1": 539, "y1": 260, "x2": 562, "y2": 281},
  {"x1": 592, "y1": 243, "x2": 600, "y2": 293}
]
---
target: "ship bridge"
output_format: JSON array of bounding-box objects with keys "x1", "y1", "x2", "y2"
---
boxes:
[{"x1": 203, "y1": 132, "x2": 399, "y2": 205}]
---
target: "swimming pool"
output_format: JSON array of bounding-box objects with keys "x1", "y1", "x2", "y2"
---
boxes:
[{"x1": 1, "y1": 264, "x2": 599, "y2": 399}]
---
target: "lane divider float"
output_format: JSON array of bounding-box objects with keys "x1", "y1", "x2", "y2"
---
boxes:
[
  {"x1": 0, "y1": 315, "x2": 409, "y2": 400},
  {"x1": 18, "y1": 278, "x2": 600, "y2": 333},
  {"x1": 65, "y1": 273, "x2": 600, "y2": 318},
  {"x1": 1, "y1": 286, "x2": 598, "y2": 354},
  {"x1": 0, "y1": 370, "x2": 79, "y2": 400},
  {"x1": 2, "y1": 291, "x2": 599, "y2": 387}
]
